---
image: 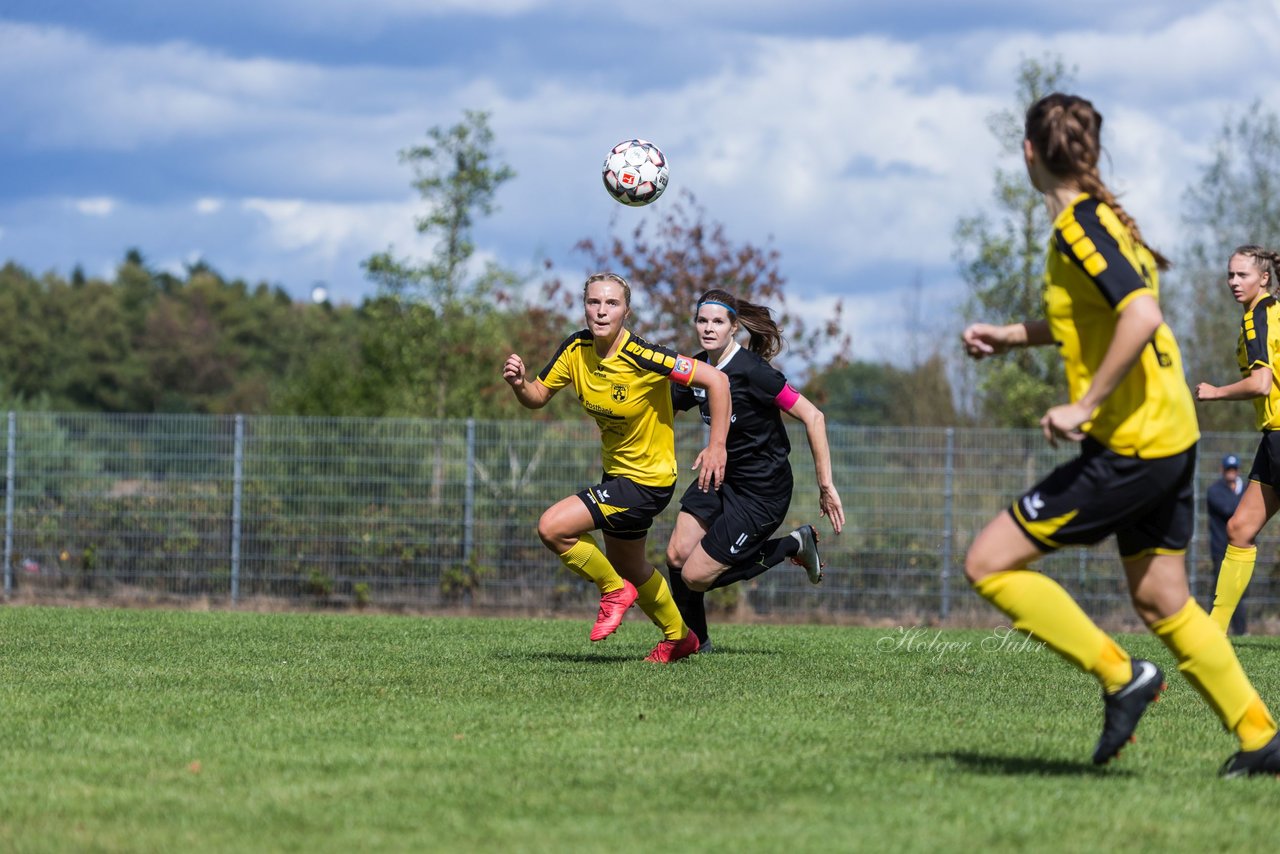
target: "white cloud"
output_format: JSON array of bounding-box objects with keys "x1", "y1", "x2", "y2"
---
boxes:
[
  {"x1": 74, "y1": 197, "x2": 116, "y2": 216},
  {"x1": 6, "y1": 2, "x2": 1280, "y2": 362},
  {"x1": 241, "y1": 196, "x2": 423, "y2": 263}
]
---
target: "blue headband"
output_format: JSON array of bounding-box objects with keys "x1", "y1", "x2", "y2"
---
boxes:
[{"x1": 697, "y1": 299, "x2": 736, "y2": 316}]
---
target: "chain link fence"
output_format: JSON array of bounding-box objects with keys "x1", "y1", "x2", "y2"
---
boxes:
[{"x1": 2, "y1": 412, "x2": 1274, "y2": 626}]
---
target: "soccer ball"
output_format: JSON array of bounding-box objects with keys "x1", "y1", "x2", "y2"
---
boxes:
[{"x1": 602, "y1": 139, "x2": 669, "y2": 207}]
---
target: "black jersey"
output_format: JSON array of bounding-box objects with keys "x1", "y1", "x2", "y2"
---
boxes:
[{"x1": 672, "y1": 345, "x2": 793, "y2": 487}]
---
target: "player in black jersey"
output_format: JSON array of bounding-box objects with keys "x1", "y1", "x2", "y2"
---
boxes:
[
  {"x1": 961, "y1": 93, "x2": 1279, "y2": 776},
  {"x1": 503, "y1": 273, "x2": 731, "y2": 663},
  {"x1": 1194, "y1": 245, "x2": 1280, "y2": 635},
  {"x1": 664, "y1": 288, "x2": 844, "y2": 652}
]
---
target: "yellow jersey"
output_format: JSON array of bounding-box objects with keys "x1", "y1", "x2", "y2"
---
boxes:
[
  {"x1": 1044, "y1": 193, "x2": 1199, "y2": 457},
  {"x1": 1236, "y1": 294, "x2": 1280, "y2": 431},
  {"x1": 538, "y1": 328, "x2": 698, "y2": 487}
]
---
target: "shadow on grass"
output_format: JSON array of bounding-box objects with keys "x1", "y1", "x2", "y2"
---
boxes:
[
  {"x1": 491, "y1": 649, "x2": 637, "y2": 664},
  {"x1": 491, "y1": 645, "x2": 782, "y2": 664},
  {"x1": 918, "y1": 750, "x2": 1124, "y2": 778}
]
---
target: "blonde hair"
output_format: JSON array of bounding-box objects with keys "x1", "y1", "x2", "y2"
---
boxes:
[
  {"x1": 582, "y1": 272, "x2": 631, "y2": 305},
  {"x1": 1232, "y1": 244, "x2": 1280, "y2": 297}
]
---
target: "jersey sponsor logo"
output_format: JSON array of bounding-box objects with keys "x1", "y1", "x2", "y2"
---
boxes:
[
  {"x1": 1022, "y1": 492, "x2": 1045, "y2": 520},
  {"x1": 611, "y1": 384, "x2": 628, "y2": 402},
  {"x1": 582, "y1": 399, "x2": 623, "y2": 420}
]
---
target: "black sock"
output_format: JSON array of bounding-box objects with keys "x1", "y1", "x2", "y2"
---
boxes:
[
  {"x1": 709, "y1": 534, "x2": 799, "y2": 589},
  {"x1": 667, "y1": 563, "x2": 709, "y2": 644}
]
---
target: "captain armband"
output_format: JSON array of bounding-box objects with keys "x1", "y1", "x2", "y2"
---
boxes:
[
  {"x1": 669, "y1": 355, "x2": 696, "y2": 386},
  {"x1": 775, "y1": 383, "x2": 800, "y2": 412}
]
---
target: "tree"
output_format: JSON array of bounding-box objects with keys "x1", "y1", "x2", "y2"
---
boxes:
[
  {"x1": 952, "y1": 58, "x2": 1074, "y2": 427},
  {"x1": 575, "y1": 192, "x2": 849, "y2": 377},
  {"x1": 358, "y1": 111, "x2": 560, "y2": 423},
  {"x1": 804, "y1": 356, "x2": 959, "y2": 427},
  {"x1": 1174, "y1": 101, "x2": 1280, "y2": 431},
  {"x1": 364, "y1": 110, "x2": 515, "y2": 307}
]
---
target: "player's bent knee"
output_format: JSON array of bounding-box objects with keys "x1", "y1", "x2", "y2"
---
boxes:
[
  {"x1": 536, "y1": 515, "x2": 573, "y2": 552},
  {"x1": 963, "y1": 551, "x2": 993, "y2": 585},
  {"x1": 682, "y1": 567, "x2": 715, "y2": 592},
  {"x1": 1225, "y1": 515, "x2": 1258, "y2": 547}
]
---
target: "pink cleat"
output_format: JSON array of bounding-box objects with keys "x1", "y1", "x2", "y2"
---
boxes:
[
  {"x1": 590, "y1": 580, "x2": 638, "y2": 642},
  {"x1": 644, "y1": 631, "x2": 700, "y2": 663}
]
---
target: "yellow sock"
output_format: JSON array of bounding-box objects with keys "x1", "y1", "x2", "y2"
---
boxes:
[
  {"x1": 1210, "y1": 544, "x2": 1256, "y2": 633},
  {"x1": 634, "y1": 569, "x2": 687, "y2": 640},
  {"x1": 558, "y1": 533, "x2": 625, "y2": 595},
  {"x1": 974, "y1": 570, "x2": 1132, "y2": 693},
  {"x1": 1237, "y1": 697, "x2": 1279, "y2": 752},
  {"x1": 1151, "y1": 598, "x2": 1277, "y2": 750}
]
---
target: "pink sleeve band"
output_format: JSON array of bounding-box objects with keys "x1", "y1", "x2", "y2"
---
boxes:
[{"x1": 774, "y1": 383, "x2": 800, "y2": 412}]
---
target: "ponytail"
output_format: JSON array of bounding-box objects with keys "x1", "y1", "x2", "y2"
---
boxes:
[{"x1": 1026, "y1": 93, "x2": 1170, "y2": 271}]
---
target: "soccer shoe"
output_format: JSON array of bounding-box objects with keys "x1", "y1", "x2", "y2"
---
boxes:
[
  {"x1": 590, "y1": 580, "x2": 638, "y2": 642},
  {"x1": 694, "y1": 638, "x2": 714, "y2": 654},
  {"x1": 644, "y1": 631, "x2": 700, "y2": 663},
  {"x1": 1220, "y1": 732, "x2": 1280, "y2": 778},
  {"x1": 1092, "y1": 658, "x2": 1166, "y2": 766},
  {"x1": 789, "y1": 524, "x2": 824, "y2": 584}
]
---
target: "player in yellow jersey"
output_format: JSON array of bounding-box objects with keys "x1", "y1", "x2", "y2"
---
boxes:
[
  {"x1": 961, "y1": 93, "x2": 1280, "y2": 776},
  {"x1": 502, "y1": 272, "x2": 730, "y2": 663},
  {"x1": 1194, "y1": 246, "x2": 1280, "y2": 636}
]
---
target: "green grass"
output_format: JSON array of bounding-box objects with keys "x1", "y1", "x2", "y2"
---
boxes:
[{"x1": 2, "y1": 607, "x2": 1279, "y2": 852}]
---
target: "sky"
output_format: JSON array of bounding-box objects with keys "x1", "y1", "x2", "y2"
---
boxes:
[{"x1": 2, "y1": 1, "x2": 1279, "y2": 362}]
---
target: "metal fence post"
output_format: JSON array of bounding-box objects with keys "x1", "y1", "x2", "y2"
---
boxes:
[
  {"x1": 231, "y1": 414, "x2": 244, "y2": 603},
  {"x1": 3, "y1": 412, "x2": 13, "y2": 601},
  {"x1": 464, "y1": 418, "x2": 476, "y2": 566},
  {"x1": 940, "y1": 427, "x2": 955, "y2": 620}
]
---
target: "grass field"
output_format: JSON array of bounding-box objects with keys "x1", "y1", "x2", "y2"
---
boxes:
[{"x1": 1, "y1": 606, "x2": 1278, "y2": 852}]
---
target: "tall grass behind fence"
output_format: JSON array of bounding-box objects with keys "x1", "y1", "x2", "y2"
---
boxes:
[{"x1": 2, "y1": 412, "x2": 1274, "y2": 623}]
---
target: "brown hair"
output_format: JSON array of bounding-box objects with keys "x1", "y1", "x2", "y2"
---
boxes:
[
  {"x1": 1025, "y1": 93, "x2": 1170, "y2": 271},
  {"x1": 583, "y1": 272, "x2": 631, "y2": 306},
  {"x1": 1232, "y1": 244, "x2": 1280, "y2": 297},
  {"x1": 696, "y1": 288, "x2": 783, "y2": 360}
]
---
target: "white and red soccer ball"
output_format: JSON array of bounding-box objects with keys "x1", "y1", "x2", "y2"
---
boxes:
[{"x1": 602, "y1": 139, "x2": 669, "y2": 207}]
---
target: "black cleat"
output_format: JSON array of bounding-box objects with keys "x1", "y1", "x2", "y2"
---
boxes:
[
  {"x1": 789, "y1": 525, "x2": 824, "y2": 584},
  {"x1": 1221, "y1": 732, "x2": 1280, "y2": 778},
  {"x1": 1093, "y1": 658, "x2": 1165, "y2": 766}
]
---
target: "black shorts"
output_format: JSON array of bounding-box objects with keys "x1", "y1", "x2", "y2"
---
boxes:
[
  {"x1": 576, "y1": 474, "x2": 675, "y2": 541},
  {"x1": 1247, "y1": 431, "x2": 1280, "y2": 489},
  {"x1": 1008, "y1": 438, "x2": 1196, "y2": 560},
  {"x1": 679, "y1": 475, "x2": 793, "y2": 565}
]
